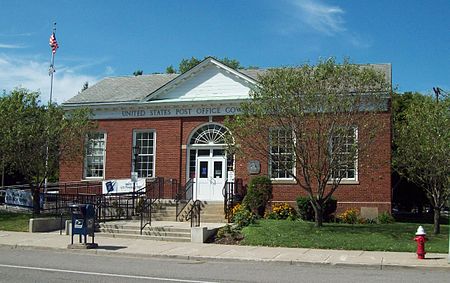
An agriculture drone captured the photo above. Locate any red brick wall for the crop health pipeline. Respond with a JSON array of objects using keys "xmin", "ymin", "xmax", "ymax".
[
  {"xmin": 59, "ymin": 112, "xmax": 391, "ymax": 212},
  {"xmin": 233, "ymin": 112, "xmax": 392, "ymax": 214}
]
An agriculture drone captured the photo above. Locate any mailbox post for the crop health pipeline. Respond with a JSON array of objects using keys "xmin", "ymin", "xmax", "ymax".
[{"xmin": 68, "ymin": 204, "xmax": 98, "ymax": 249}]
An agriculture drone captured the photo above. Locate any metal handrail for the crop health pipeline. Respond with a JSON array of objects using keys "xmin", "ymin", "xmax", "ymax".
[
  {"xmin": 140, "ymin": 197, "xmax": 152, "ymax": 235},
  {"xmin": 187, "ymin": 200, "xmax": 201, "ymax": 227},
  {"xmin": 175, "ymin": 179, "xmax": 194, "ymax": 221}
]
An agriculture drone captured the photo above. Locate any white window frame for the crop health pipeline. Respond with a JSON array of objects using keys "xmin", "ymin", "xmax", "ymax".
[
  {"xmin": 83, "ymin": 132, "xmax": 107, "ymax": 179},
  {"xmin": 330, "ymin": 127, "xmax": 358, "ymax": 183},
  {"xmin": 132, "ymin": 130, "xmax": 156, "ymax": 178},
  {"xmin": 268, "ymin": 128, "xmax": 296, "ymax": 180}
]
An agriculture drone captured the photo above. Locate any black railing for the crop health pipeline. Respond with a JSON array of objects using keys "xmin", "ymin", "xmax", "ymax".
[
  {"xmin": 140, "ymin": 197, "xmax": 152, "ymax": 235},
  {"xmin": 175, "ymin": 179, "xmax": 194, "ymax": 221},
  {"xmin": 96, "ymin": 191, "xmax": 147, "ymax": 222},
  {"xmin": 187, "ymin": 200, "xmax": 202, "ymax": 227},
  {"xmin": 223, "ymin": 179, "xmax": 244, "ymax": 222},
  {"xmin": 139, "ymin": 177, "xmax": 167, "ymax": 233}
]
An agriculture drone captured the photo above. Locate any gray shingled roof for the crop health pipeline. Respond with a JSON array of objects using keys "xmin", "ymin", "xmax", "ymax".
[
  {"xmin": 64, "ymin": 68, "xmax": 267, "ymax": 105},
  {"xmin": 64, "ymin": 73, "xmax": 178, "ymax": 104},
  {"xmin": 64, "ymin": 64, "xmax": 390, "ymax": 105}
]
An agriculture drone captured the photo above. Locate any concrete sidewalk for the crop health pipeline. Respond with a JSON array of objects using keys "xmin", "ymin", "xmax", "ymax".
[{"xmin": 0, "ymin": 230, "xmax": 448, "ymax": 270}]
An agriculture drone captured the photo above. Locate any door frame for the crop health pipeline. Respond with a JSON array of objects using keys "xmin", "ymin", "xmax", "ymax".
[{"xmin": 194, "ymin": 154, "xmax": 226, "ymax": 201}]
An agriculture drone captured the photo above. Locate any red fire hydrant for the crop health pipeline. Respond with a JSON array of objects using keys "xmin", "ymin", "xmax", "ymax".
[{"xmin": 413, "ymin": 226, "xmax": 427, "ymax": 259}]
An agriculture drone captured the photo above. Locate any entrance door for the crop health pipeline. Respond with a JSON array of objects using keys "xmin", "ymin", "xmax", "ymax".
[{"xmin": 196, "ymin": 156, "xmax": 226, "ymax": 201}]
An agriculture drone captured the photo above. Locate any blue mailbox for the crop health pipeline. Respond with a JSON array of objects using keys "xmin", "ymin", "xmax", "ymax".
[{"xmin": 69, "ymin": 204, "xmax": 97, "ymax": 247}]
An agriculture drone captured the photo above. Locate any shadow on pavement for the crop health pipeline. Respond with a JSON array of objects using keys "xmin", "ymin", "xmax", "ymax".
[{"xmin": 97, "ymin": 245, "xmax": 127, "ymax": 251}]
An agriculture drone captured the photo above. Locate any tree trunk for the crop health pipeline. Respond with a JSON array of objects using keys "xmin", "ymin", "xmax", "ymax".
[
  {"xmin": 433, "ymin": 208, "xmax": 440, "ymax": 234},
  {"xmin": 31, "ymin": 185, "xmax": 41, "ymax": 215},
  {"xmin": 313, "ymin": 204, "xmax": 324, "ymax": 227}
]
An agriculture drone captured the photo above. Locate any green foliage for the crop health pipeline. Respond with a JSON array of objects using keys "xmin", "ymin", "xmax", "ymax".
[
  {"xmin": 242, "ymin": 176, "xmax": 272, "ymax": 217},
  {"xmin": 225, "ymin": 57, "xmax": 389, "ymax": 227},
  {"xmin": 266, "ymin": 202, "xmax": 297, "ymax": 220},
  {"xmin": 133, "ymin": 70, "xmax": 143, "ymax": 76},
  {"xmin": 232, "ymin": 205, "xmax": 257, "ymax": 228},
  {"xmin": 0, "ymin": 89, "xmax": 94, "ymax": 188},
  {"xmin": 0, "ymin": 211, "xmax": 32, "ymax": 232},
  {"xmin": 175, "ymin": 56, "xmax": 242, "ymax": 74},
  {"xmin": 178, "ymin": 57, "xmax": 201, "ymax": 74},
  {"xmin": 165, "ymin": 65, "xmax": 176, "ymax": 74},
  {"xmin": 241, "ymin": 220, "xmax": 449, "ymax": 253},
  {"xmin": 377, "ymin": 211, "xmax": 395, "ymax": 224},
  {"xmin": 216, "ymin": 224, "xmax": 238, "ymax": 239},
  {"xmin": 338, "ymin": 208, "xmax": 360, "ymax": 224},
  {"xmin": 296, "ymin": 196, "xmax": 337, "ymax": 222},
  {"xmin": 393, "ymin": 92, "xmax": 450, "ymax": 233}
]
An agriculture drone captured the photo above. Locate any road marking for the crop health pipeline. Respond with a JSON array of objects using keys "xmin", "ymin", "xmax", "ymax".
[{"xmin": 0, "ymin": 263, "xmax": 217, "ymax": 283}]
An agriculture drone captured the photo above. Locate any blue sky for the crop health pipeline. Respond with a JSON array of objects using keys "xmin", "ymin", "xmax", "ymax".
[{"xmin": 0, "ymin": 0, "xmax": 448, "ymax": 103}]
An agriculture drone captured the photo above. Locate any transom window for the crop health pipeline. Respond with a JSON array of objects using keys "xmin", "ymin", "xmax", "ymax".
[
  {"xmin": 133, "ymin": 130, "xmax": 156, "ymax": 178},
  {"xmin": 330, "ymin": 127, "xmax": 358, "ymax": 180},
  {"xmin": 84, "ymin": 132, "xmax": 106, "ymax": 178},
  {"xmin": 269, "ymin": 128, "xmax": 295, "ymax": 179},
  {"xmin": 190, "ymin": 124, "xmax": 227, "ymax": 145}
]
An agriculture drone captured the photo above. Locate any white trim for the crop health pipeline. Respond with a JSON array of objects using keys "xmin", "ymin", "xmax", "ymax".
[
  {"xmin": 268, "ymin": 128, "xmax": 296, "ymax": 181},
  {"xmin": 83, "ymin": 131, "xmax": 107, "ymax": 180},
  {"xmin": 132, "ymin": 129, "xmax": 156, "ymax": 178},
  {"xmin": 142, "ymin": 57, "xmax": 258, "ymax": 102},
  {"xmin": 330, "ymin": 126, "xmax": 359, "ymax": 183}
]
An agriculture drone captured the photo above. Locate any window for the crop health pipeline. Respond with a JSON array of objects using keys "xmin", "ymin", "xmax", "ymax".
[
  {"xmin": 269, "ymin": 128, "xmax": 295, "ymax": 179},
  {"xmin": 330, "ymin": 127, "xmax": 358, "ymax": 181},
  {"xmin": 84, "ymin": 132, "xmax": 106, "ymax": 178},
  {"xmin": 133, "ymin": 130, "xmax": 156, "ymax": 178}
]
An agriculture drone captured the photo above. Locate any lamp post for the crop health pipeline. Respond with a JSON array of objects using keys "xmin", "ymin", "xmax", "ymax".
[{"xmin": 132, "ymin": 146, "xmax": 140, "ymax": 216}]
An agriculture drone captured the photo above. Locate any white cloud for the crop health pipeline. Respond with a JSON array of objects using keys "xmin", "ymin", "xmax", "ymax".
[
  {"xmin": 104, "ymin": 65, "xmax": 115, "ymax": 76},
  {"xmin": 290, "ymin": 0, "xmax": 345, "ymax": 36},
  {"xmin": 0, "ymin": 43, "xmax": 25, "ymax": 49},
  {"xmin": 0, "ymin": 54, "xmax": 98, "ymax": 103}
]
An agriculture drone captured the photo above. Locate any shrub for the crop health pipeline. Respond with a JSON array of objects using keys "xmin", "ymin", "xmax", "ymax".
[
  {"xmin": 296, "ymin": 196, "xmax": 337, "ymax": 222},
  {"xmin": 242, "ymin": 176, "xmax": 272, "ymax": 217},
  {"xmin": 230, "ymin": 203, "xmax": 242, "ymax": 220},
  {"xmin": 232, "ymin": 205, "xmax": 257, "ymax": 228},
  {"xmin": 338, "ymin": 208, "xmax": 360, "ymax": 224},
  {"xmin": 135, "ymin": 197, "xmax": 145, "ymax": 214},
  {"xmin": 267, "ymin": 202, "xmax": 298, "ymax": 220},
  {"xmin": 377, "ymin": 211, "xmax": 395, "ymax": 224}
]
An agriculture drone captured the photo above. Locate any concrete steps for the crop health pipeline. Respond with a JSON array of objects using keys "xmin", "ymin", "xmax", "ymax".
[
  {"xmin": 199, "ymin": 202, "xmax": 227, "ymax": 223},
  {"xmin": 98, "ymin": 221, "xmax": 191, "ymax": 242}
]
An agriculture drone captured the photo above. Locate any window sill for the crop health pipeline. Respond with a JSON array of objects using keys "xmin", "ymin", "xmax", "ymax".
[
  {"xmin": 82, "ymin": 177, "xmax": 104, "ymax": 181},
  {"xmin": 271, "ymin": 179, "xmax": 297, "ymax": 185},
  {"xmin": 328, "ymin": 179, "xmax": 359, "ymax": 185}
]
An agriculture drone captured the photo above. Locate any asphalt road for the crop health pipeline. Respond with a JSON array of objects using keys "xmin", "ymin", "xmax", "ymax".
[{"xmin": 0, "ymin": 246, "xmax": 448, "ymax": 283}]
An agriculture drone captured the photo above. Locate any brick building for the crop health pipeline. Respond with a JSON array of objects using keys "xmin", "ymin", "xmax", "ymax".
[{"xmin": 61, "ymin": 57, "xmax": 392, "ymax": 215}]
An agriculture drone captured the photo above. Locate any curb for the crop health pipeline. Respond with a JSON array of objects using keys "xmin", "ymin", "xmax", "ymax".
[{"xmin": 1, "ymin": 243, "xmax": 449, "ymax": 271}]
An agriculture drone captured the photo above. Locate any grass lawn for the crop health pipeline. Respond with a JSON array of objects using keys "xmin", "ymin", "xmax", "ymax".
[
  {"xmin": 0, "ymin": 211, "xmax": 32, "ymax": 232},
  {"xmin": 241, "ymin": 219, "xmax": 449, "ymax": 253}
]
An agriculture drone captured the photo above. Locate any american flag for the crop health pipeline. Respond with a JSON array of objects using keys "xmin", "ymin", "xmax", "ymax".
[{"xmin": 49, "ymin": 32, "xmax": 59, "ymax": 54}]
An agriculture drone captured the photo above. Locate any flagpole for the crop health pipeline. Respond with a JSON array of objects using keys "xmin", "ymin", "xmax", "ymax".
[
  {"xmin": 49, "ymin": 22, "xmax": 56, "ymax": 104},
  {"xmin": 44, "ymin": 22, "xmax": 57, "ymax": 192}
]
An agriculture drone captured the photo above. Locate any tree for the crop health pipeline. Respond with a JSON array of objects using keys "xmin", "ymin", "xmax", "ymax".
[
  {"xmin": 80, "ymin": 81, "xmax": 89, "ymax": 93},
  {"xmin": 133, "ymin": 70, "xmax": 143, "ymax": 76},
  {"xmin": 171, "ymin": 56, "xmax": 243, "ymax": 74},
  {"xmin": 225, "ymin": 58, "xmax": 390, "ymax": 227},
  {"xmin": 0, "ymin": 89, "xmax": 94, "ymax": 213},
  {"xmin": 165, "ymin": 65, "xmax": 176, "ymax": 74},
  {"xmin": 393, "ymin": 93, "xmax": 450, "ymax": 234},
  {"xmin": 178, "ymin": 57, "xmax": 201, "ymax": 74}
]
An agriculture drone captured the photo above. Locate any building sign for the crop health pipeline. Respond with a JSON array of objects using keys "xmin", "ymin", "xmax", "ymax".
[
  {"xmin": 102, "ymin": 178, "xmax": 146, "ymax": 194},
  {"xmin": 247, "ymin": 160, "xmax": 261, "ymax": 175},
  {"xmin": 93, "ymin": 104, "xmax": 243, "ymax": 120},
  {"xmin": 5, "ymin": 189, "xmax": 43, "ymax": 208}
]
